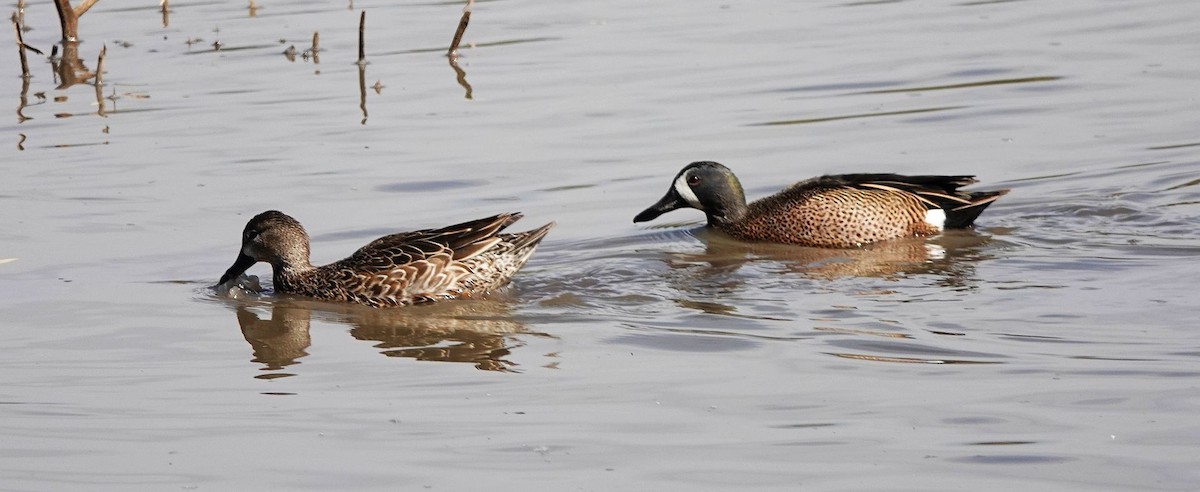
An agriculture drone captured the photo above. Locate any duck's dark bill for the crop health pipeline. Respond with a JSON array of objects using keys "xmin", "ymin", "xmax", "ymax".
[
  {"xmin": 633, "ymin": 189, "xmax": 685, "ymax": 223},
  {"xmin": 218, "ymin": 252, "xmax": 257, "ymax": 286}
]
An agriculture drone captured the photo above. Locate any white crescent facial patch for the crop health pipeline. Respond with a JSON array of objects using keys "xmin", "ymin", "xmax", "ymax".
[{"xmin": 673, "ymin": 174, "xmax": 704, "ymax": 210}]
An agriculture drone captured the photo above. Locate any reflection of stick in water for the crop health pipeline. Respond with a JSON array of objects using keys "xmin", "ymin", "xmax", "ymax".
[
  {"xmin": 94, "ymin": 43, "xmax": 104, "ymax": 84},
  {"xmin": 448, "ymin": 0, "xmax": 473, "ymax": 58},
  {"xmin": 358, "ymin": 60, "xmax": 367, "ymax": 125},
  {"xmin": 17, "ymin": 74, "xmax": 31, "ymax": 123},
  {"xmin": 449, "ymin": 56, "xmax": 472, "ymax": 100}
]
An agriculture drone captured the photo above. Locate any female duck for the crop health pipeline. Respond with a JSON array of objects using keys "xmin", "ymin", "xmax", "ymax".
[{"xmin": 219, "ymin": 211, "xmax": 553, "ymax": 307}]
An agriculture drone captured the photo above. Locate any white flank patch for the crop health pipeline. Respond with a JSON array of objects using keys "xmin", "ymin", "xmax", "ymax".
[
  {"xmin": 924, "ymin": 209, "xmax": 946, "ymax": 230},
  {"xmin": 673, "ymin": 174, "xmax": 704, "ymax": 210}
]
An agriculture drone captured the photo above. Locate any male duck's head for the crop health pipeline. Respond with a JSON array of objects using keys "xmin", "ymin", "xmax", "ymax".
[{"xmin": 633, "ymin": 161, "xmax": 748, "ymax": 226}]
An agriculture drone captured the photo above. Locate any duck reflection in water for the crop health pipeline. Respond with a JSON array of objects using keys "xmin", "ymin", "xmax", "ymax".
[
  {"xmin": 674, "ymin": 227, "xmax": 996, "ymax": 280},
  {"xmin": 232, "ymin": 298, "xmax": 547, "ymax": 376},
  {"xmin": 648, "ymin": 226, "xmax": 998, "ymax": 316},
  {"xmin": 236, "ymin": 303, "xmax": 311, "ymax": 375}
]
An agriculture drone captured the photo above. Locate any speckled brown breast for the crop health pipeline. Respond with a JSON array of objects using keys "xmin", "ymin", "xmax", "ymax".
[{"xmin": 721, "ymin": 186, "xmax": 939, "ymax": 248}]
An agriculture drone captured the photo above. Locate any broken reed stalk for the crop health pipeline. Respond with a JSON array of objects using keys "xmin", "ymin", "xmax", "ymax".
[
  {"xmin": 311, "ymin": 31, "xmax": 319, "ymax": 63},
  {"xmin": 356, "ymin": 11, "xmax": 366, "ymax": 123},
  {"xmin": 447, "ymin": 0, "xmax": 473, "ymax": 57},
  {"xmin": 11, "ymin": 12, "xmax": 30, "ymax": 78},
  {"xmin": 161, "ymin": 0, "xmax": 169, "ymax": 28},
  {"xmin": 94, "ymin": 43, "xmax": 106, "ymax": 116},
  {"xmin": 356, "ymin": 11, "xmax": 365, "ymax": 65}
]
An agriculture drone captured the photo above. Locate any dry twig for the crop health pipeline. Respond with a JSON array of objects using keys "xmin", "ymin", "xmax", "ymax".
[
  {"xmin": 53, "ymin": 0, "xmax": 99, "ymax": 42},
  {"xmin": 94, "ymin": 43, "xmax": 106, "ymax": 116},
  {"xmin": 11, "ymin": 12, "xmax": 30, "ymax": 78},
  {"xmin": 448, "ymin": 0, "xmax": 473, "ymax": 57},
  {"xmin": 356, "ymin": 11, "xmax": 366, "ymax": 65}
]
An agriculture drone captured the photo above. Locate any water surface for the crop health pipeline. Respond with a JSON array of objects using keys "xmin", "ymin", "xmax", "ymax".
[{"xmin": 2, "ymin": 0, "xmax": 1199, "ymax": 490}]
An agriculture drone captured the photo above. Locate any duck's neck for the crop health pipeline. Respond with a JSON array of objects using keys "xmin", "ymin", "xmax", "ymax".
[
  {"xmin": 706, "ymin": 199, "xmax": 749, "ymax": 228},
  {"xmin": 705, "ymin": 174, "xmax": 749, "ymax": 227},
  {"xmin": 273, "ymin": 261, "xmax": 316, "ymax": 293}
]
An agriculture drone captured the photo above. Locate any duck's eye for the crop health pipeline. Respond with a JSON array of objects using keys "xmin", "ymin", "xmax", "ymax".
[{"xmin": 687, "ymin": 175, "xmax": 701, "ymax": 186}]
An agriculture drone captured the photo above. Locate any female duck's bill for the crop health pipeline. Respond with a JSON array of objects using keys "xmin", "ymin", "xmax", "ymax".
[
  {"xmin": 634, "ymin": 161, "xmax": 1009, "ymax": 248},
  {"xmin": 219, "ymin": 251, "xmax": 258, "ymax": 286},
  {"xmin": 218, "ymin": 210, "xmax": 554, "ymax": 307}
]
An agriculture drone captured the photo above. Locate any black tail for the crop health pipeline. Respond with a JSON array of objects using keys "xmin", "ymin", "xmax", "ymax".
[
  {"xmin": 943, "ymin": 189, "xmax": 1009, "ymax": 229},
  {"xmin": 831, "ymin": 174, "xmax": 1009, "ymax": 229}
]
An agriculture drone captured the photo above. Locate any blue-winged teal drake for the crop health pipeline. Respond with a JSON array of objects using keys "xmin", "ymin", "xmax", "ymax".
[
  {"xmin": 633, "ymin": 161, "xmax": 1009, "ymax": 248},
  {"xmin": 218, "ymin": 211, "xmax": 553, "ymax": 307}
]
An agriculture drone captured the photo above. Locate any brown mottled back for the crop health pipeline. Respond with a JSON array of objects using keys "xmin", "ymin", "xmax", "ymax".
[
  {"xmin": 725, "ymin": 185, "xmax": 938, "ymax": 247},
  {"xmin": 288, "ymin": 220, "xmax": 554, "ymax": 308}
]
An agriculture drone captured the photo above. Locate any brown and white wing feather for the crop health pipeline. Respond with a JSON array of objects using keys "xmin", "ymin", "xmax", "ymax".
[{"xmin": 330, "ymin": 213, "xmax": 527, "ymax": 304}]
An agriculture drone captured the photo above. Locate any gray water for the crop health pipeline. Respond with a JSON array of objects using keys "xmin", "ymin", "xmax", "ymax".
[{"xmin": 3, "ymin": 0, "xmax": 1199, "ymax": 490}]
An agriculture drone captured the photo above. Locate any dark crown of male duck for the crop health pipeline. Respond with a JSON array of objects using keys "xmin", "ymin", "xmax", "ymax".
[
  {"xmin": 633, "ymin": 161, "xmax": 1009, "ymax": 248},
  {"xmin": 219, "ymin": 211, "xmax": 553, "ymax": 308}
]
